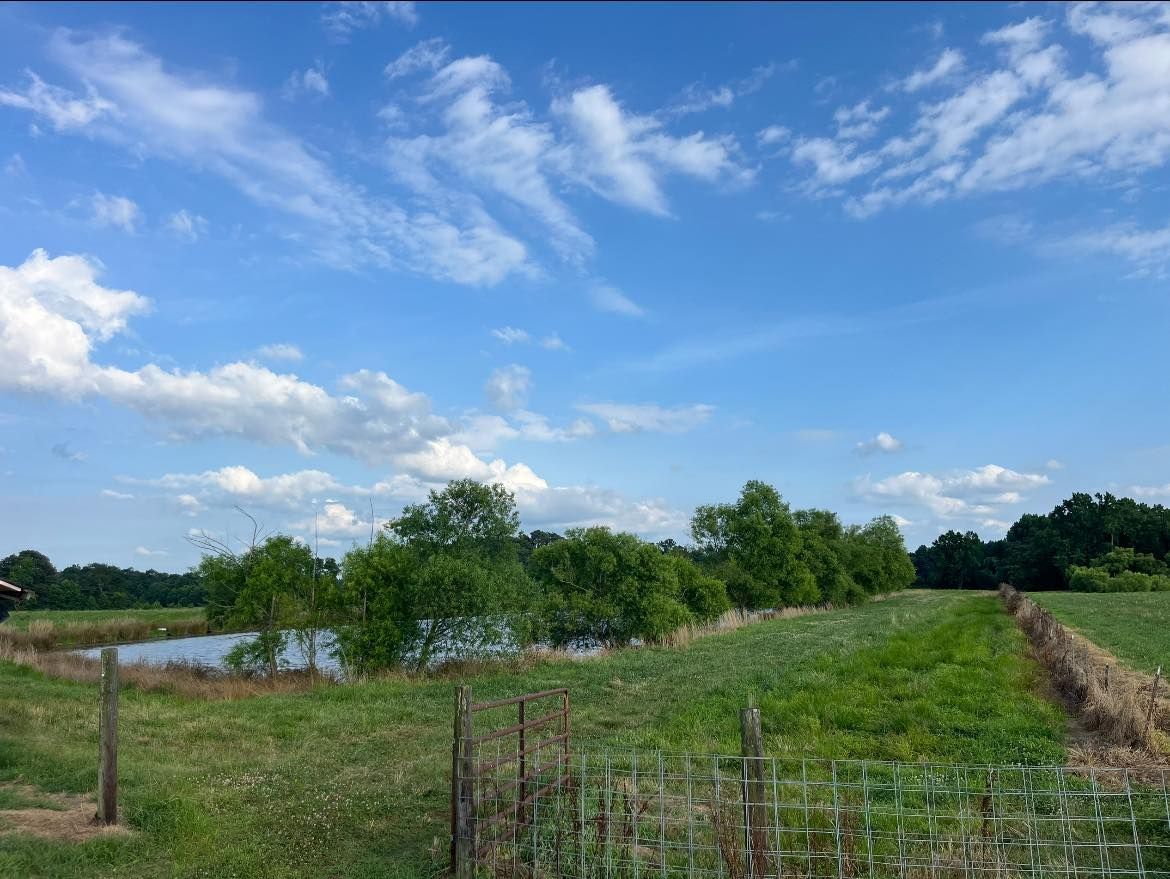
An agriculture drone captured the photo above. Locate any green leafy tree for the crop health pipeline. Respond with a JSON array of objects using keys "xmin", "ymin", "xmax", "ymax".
[
  {"xmin": 691, "ymin": 481, "xmax": 816, "ymax": 609},
  {"xmin": 794, "ymin": 509, "xmax": 862, "ymax": 606},
  {"xmin": 529, "ymin": 527, "xmax": 700, "ymax": 648},
  {"xmin": 336, "ymin": 480, "xmax": 532, "ymax": 673},
  {"xmin": 842, "ymin": 516, "xmax": 916, "ymax": 596}
]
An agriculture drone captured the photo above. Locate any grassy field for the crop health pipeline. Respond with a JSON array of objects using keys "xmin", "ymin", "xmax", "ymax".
[
  {"xmin": 1031, "ymin": 590, "xmax": 1170, "ymax": 675},
  {"xmin": 0, "ymin": 590, "xmax": 1066, "ymax": 879},
  {"xmin": 4, "ymin": 608, "xmax": 205, "ymax": 632}
]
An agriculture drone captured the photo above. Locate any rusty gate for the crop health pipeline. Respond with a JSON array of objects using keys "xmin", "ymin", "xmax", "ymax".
[{"xmin": 451, "ymin": 684, "xmax": 572, "ymax": 876}]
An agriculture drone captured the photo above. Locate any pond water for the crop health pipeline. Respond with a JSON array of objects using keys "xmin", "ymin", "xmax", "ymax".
[
  {"xmin": 77, "ymin": 631, "xmax": 342, "ymax": 672},
  {"xmin": 74, "ymin": 626, "xmax": 604, "ymax": 672}
]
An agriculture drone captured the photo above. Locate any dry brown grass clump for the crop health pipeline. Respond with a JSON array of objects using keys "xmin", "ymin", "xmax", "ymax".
[
  {"xmin": 999, "ymin": 584, "xmax": 1165, "ymax": 756},
  {"xmin": 0, "ymin": 615, "xmax": 208, "ymax": 651},
  {"xmin": 0, "ymin": 640, "xmax": 332, "ymax": 701}
]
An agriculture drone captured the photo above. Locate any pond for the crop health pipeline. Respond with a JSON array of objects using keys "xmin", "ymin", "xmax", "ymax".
[
  {"xmin": 74, "ymin": 625, "xmax": 606, "ymax": 672},
  {"xmin": 76, "ymin": 631, "xmax": 343, "ymax": 672}
]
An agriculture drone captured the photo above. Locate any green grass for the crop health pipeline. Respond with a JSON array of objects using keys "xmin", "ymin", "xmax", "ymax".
[
  {"xmin": 0, "ymin": 590, "xmax": 1066, "ymax": 879},
  {"xmin": 1031, "ymin": 590, "xmax": 1170, "ymax": 674},
  {"xmin": 3, "ymin": 608, "xmax": 205, "ymax": 632}
]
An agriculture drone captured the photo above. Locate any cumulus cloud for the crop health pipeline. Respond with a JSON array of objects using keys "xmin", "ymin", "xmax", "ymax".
[
  {"xmin": 256, "ymin": 343, "xmax": 304, "ymax": 362},
  {"xmin": 576, "ymin": 402, "xmax": 714, "ymax": 434},
  {"xmin": 0, "ymin": 249, "xmax": 450, "ymax": 462},
  {"xmin": 134, "ymin": 545, "xmax": 167, "ymax": 557},
  {"xmin": 88, "ymin": 192, "xmax": 139, "ymax": 232},
  {"xmin": 855, "ymin": 431, "xmax": 903, "ymax": 455},
  {"xmin": 856, "ymin": 463, "xmax": 1049, "ymax": 521},
  {"xmin": 485, "ymin": 364, "xmax": 531, "ymax": 411}
]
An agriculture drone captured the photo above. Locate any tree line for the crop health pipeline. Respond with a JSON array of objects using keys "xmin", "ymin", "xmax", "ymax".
[
  {"xmin": 196, "ymin": 478, "xmax": 916, "ymax": 676},
  {"xmin": 0, "ymin": 551, "xmax": 204, "ymax": 610},
  {"xmin": 912, "ymin": 491, "xmax": 1170, "ymax": 592}
]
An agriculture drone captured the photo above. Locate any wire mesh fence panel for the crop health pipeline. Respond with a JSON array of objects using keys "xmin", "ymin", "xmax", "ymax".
[{"xmin": 456, "ymin": 749, "xmax": 1170, "ymax": 879}]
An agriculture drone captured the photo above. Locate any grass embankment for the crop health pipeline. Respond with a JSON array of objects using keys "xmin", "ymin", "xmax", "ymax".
[
  {"xmin": 1031, "ymin": 591, "xmax": 1170, "ymax": 675},
  {"xmin": 0, "ymin": 590, "xmax": 1065, "ymax": 879},
  {"xmin": 1, "ymin": 608, "xmax": 208, "ymax": 650}
]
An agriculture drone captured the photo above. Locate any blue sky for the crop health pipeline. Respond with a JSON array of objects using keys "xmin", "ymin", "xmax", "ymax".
[{"xmin": 2, "ymin": 1, "xmax": 1169, "ymax": 570}]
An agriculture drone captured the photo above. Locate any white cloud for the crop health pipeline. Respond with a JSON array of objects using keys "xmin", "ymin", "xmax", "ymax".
[
  {"xmin": 3, "ymin": 32, "xmax": 530, "ymax": 286},
  {"xmin": 576, "ymin": 402, "xmax": 714, "ymax": 434},
  {"xmin": 757, "ymin": 125, "xmax": 790, "ymax": 146},
  {"xmin": 485, "ymin": 364, "xmax": 531, "ymax": 411},
  {"xmin": 283, "ymin": 63, "xmax": 330, "ymax": 100},
  {"xmin": 786, "ymin": 4, "xmax": 1170, "ymax": 243},
  {"xmin": 0, "ymin": 249, "xmax": 449, "ymax": 462},
  {"xmin": 855, "ymin": 431, "xmax": 904, "ymax": 455},
  {"xmin": 0, "ymin": 71, "xmax": 114, "ymax": 130},
  {"xmin": 134, "ymin": 545, "xmax": 167, "ymax": 557},
  {"xmin": 100, "ymin": 488, "xmax": 134, "ymax": 500},
  {"xmin": 833, "ymin": 101, "xmax": 890, "ymax": 140},
  {"xmin": 540, "ymin": 333, "xmax": 568, "ymax": 351},
  {"xmin": 1131, "ymin": 482, "xmax": 1170, "ymax": 499},
  {"xmin": 856, "ymin": 463, "xmax": 1049, "ymax": 520},
  {"xmin": 384, "ymin": 37, "xmax": 450, "ymax": 79},
  {"xmin": 1064, "ymin": 221, "xmax": 1170, "ymax": 277},
  {"xmin": 552, "ymin": 84, "xmax": 751, "ymax": 216},
  {"xmin": 322, "ymin": 1, "xmax": 417, "ymax": 39},
  {"xmin": 89, "ymin": 192, "xmax": 140, "ymax": 232},
  {"xmin": 667, "ymin": 63, "xmax": 778, "ymax": 116},
  {"xmin": 166, "ymin": 209, "xmax": 208, "ymax": 242},
  {"xmin": 491, "ymin": 326, "xmax": 530, "ymax": 344},
  {"xmin": 589, "ymin": 283, "xmax": 645, "ymax": 317},
  {"xmin": 256, "ymin": 343, "xmax": 304, "ymax": 362},
  {"xmin": 292, "ymin": 501, "xmax": 386, "ymax": 541},
  {"xmin": 901, "ymin": 48, "xmax": 965, "ymax": 92},
  {"xmin": 791, "ymin": 137, "xmax": 879, "ymax": 187},
  {"xmin": 1045, "ymin": 458, "xmax": 1065, "ymax": 471}
]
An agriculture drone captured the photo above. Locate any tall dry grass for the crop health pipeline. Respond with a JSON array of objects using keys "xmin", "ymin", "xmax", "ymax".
[
  {"xmin": 0, "ymin": 638, "xmax": 333, "ymax": 700},
  {"xmin": 0, "ymin": 615, "xmax": 208, "ymax": 651},
  {"xmin": 999, "ymin": 583, "xmax": 1163, "ymax": 754}
]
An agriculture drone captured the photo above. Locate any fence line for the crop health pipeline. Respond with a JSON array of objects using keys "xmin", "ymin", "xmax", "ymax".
[{"xmin": 453, "ymin": 688, "xmax": 1170, "ymax": 879}]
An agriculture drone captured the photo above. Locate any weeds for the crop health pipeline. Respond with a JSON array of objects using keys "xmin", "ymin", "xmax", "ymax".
[
  {"xmin": 0, "ymin": 614, "xmax": 208, "ymax": 651},
  {"xmin": 999, "ymin": 584, "xmax": 1166, "ymax": 755}
]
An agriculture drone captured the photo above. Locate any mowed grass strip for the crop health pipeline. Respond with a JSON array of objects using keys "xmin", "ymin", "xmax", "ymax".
[
  {"xmin": 0, "ymin": 590, "xmax": 1065, "ymax": 879},
  {"xmin": 1031, "ymin": 590, "xmax": 1170, "ymax": 675}
]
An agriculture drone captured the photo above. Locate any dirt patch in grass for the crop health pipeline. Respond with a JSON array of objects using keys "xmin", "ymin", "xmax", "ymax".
[{"xmin": 0, "ymin": 784, "xmax": 131, "ymax": 843}]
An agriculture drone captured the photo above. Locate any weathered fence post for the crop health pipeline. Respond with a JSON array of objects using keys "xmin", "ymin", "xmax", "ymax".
[
  {"xmin": 97, "ymin": 647, "xmax": 119, "ymax": 825},
  {"xmin": 739, "ymin": 705, "xmax": 769, "ymax": 878},
  {"xmin": 452, "ymin": 685, "xmax": 476, "ymax": 879},
  {"xmin": 1145, "ymin": 665, "xmax": 1162, "ymax": 743}
]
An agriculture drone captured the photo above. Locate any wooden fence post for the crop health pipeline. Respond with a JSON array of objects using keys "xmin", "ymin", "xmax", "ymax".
[
  {"xmin": 1145, "ymin": 666, "xmax": 1162, "ymax": 744},
  {"xmin": 452, "ymin": 685, "xmax": 475, "ymax": 879},
  {"xmin": 739, "ymin": 705, "xmax": 768, "ymax": 879},
  {"xmin": 97, "ymin": 647, "xmax": 119, "ymax": 825}
]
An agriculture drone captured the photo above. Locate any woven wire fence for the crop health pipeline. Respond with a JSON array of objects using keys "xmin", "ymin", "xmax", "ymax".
[{"xmin": 460, "ymin": 747, "xmax": 1170, "ymax": 879}]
